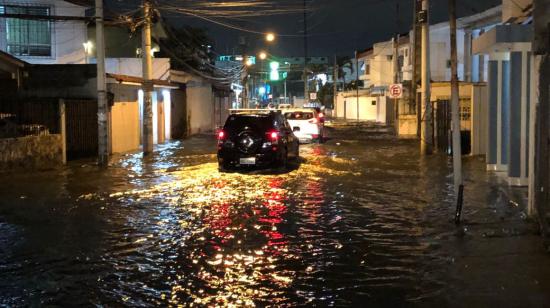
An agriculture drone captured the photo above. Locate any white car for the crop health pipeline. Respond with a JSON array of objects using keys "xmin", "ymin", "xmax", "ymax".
[{"xmin": 283, "ymin": 109, "xmax": 324, "ymax": 143}]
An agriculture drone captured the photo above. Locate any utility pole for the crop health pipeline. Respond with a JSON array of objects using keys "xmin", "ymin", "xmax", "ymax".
[
  {"xmin": 393, "ymin": 2, "xmax": 400, "ymax": 129},
  {"xmin": 142, "ymin": 0, "xmax": 154, "ymax": 155},
  {"xmin": 242, "ymin": 58, "xmax": 249, "ymax": 108},
  {"xmin": 449, "ymin": 0, "xmax": 463, "ymax": 210},
  {"xmin": 355, "ymin": 50, "xmax": 359, "ymax": 120},
  {"xmin": 303, "ymin": 0, "xmax": 309, "ymax": 103},
  {"xmin": 284, "ymin": 79, "xmax": 287, "ymax": 104},
  {"xmin": 334, "ymin": 55, "xmax": 338, "ymax": 114},
  {"xmin": 420, "ymin": 0, "xmax": 433, "ymax": 155},
  {"xmin": 95, "ymin": 0, "xmax": 109, "ymax": 166},
  {"xmin": 413, "ymin": 0, "xmax": 422, "ymax": 137}
]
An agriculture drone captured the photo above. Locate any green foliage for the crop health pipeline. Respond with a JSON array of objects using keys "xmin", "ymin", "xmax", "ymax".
[{"xmin": 317, "ymin": 83, "xmax": 334, "ymax": 108}]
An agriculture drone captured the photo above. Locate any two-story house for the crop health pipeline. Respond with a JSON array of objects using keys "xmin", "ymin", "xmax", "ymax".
[
  {"xmin": 473, "ymin": 0, "xmax": 536, "ymax": 189},
  {"xmin": 0, "ymin": 0, "xmax": 88, "ymax": 64}
]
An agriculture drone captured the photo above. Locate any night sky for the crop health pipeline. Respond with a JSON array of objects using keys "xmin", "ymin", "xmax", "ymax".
[{"xmin": 113, "ymin": 0, "xmax": 501, "ymax": 58}]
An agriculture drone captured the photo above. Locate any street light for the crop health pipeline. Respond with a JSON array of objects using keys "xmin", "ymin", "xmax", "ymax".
[
  {"xmin": 83, "ymin": 41, "xmax": 93, "ymax": 64},
  {"xmin": 266, "ymin": 32, "xmax": 275, "ymax": 42},
  {"xmin": 259, "ymin": 51, "xmax": 267, "ymax": 60}
]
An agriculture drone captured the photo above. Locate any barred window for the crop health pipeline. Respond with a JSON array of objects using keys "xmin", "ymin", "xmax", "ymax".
[{"xmin": 1, "ymin": 5, "xmax": 52, "ymax": 57}]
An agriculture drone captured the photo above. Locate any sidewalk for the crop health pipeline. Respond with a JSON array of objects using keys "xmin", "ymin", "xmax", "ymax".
[{"xmin": 438, "ymin": 156, "xmax": 550, "ymax": 307}]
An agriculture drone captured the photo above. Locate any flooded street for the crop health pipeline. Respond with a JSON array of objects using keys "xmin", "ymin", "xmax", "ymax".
[{"xmin": 1, "ymin": 123, "xmax": 549, "ymax": 307}]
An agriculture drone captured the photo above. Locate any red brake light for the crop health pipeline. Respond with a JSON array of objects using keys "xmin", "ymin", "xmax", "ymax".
[
  {"xmin": 217, "ymin": 130, "xmax": 225, "ymax": 140},
  {"xmin": 267, "ymin": 131, "xmax": 279, "ymax": 145},
  {"xmin": 318, "ymin": 113, "xmax": 324, "ymax": 118}
]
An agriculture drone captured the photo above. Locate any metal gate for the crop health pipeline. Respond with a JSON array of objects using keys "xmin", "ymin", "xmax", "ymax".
[
  {"xmin": 65, "ymin": 100, "xmax": 97, "ymax": 160},
  {"xmin": 436, "ymin": 100, "xmax": 451, "ymax": 154},
  {"xmin": 435, "ymin": 99, "xmax": 472, "ymax": 155},
  {"xmin": 0, "ymin": 98, "xmax": 60, "ymax": 138}
]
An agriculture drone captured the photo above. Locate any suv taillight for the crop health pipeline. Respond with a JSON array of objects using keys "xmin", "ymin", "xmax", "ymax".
[
  {"xmin": 217, "ymin": 130, "xmax": 225, "ymax": 140},
  {"xmin": 267, "ymin": 131, "xmax": 279, "ymax": 145},
  {"xmin": 217, "ymin": 130, "xmax": 225, "ymax": 148}
]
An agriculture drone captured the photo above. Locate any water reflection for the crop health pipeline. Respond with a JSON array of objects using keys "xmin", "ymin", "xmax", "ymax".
[{"xmin": 0, "ymin": 135, "xmax": 465, "ymax": 306}]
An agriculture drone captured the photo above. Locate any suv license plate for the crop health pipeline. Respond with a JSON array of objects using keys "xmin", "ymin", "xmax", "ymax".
[{"xmin": 240, "ymin": 157, "xmax": 256, "ymax": 165}]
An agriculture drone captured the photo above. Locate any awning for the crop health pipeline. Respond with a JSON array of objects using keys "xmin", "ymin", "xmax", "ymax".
[
  {"xmin": 107, "ymin": 73, "xmax": 179, "ymax": 89},
  {"xmin": 472, "ymin": 24, "xmax": 533, "ymax": 54}
]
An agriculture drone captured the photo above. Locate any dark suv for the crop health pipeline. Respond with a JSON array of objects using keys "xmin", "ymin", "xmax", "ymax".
[{"xmin": 217, "ymin": 111, "xmax": 300, "ymax": 170}]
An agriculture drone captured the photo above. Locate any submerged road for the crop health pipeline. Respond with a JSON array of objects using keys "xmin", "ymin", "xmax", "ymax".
[{"xmin": 1, "ymin": 123, "xmax": 549, "ymax": 307}]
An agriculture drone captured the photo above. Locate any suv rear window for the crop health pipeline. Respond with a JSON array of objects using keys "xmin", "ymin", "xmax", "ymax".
[
  {"xmin": 224, "ymin": 115, "xmax": 274, "ymax": 133},
  {"xmin": 284, "ymin": 112, "xmax": 314, "ymax": 120}
]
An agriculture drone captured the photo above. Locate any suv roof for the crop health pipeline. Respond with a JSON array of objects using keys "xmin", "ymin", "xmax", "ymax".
[{"xmin": 223, "ymin": 113, "xmax": 285, "ymax": 135}]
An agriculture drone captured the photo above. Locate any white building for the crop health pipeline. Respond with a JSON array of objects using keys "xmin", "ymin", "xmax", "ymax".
[
  {"xmin": 0, "ymin": 0, "xmax": 88, "ymax": 64},
  {"xmin": 473, "ymin": 0, "xmax": 535, "ymax": 188}
]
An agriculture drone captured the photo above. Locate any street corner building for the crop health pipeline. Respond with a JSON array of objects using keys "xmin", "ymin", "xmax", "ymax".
[{"xmin": 0, "ymin": 0, "xmax": 235, "ymax": 170}]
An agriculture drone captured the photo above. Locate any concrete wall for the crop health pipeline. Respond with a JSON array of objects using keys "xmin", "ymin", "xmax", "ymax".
[
  {"xmin": 214, "ymin": 95, "xmax": 231, "ymax": 128},
  {"xmin": 103, "ymin": 58, "xmax": 171, "ymax": 80},
  {"xmin": 335, "ymin": 93, "xmax": 345, "ymax": 118},
  {"xmin": 21, "ymin": 64, "xmax": 97, "ymax": 99},
  {"xmin": 335, "ymin": 92, "xmax": 388, "ymax": 123},
  {"xmin": 0, "ymin": 134, "xmax": 62, "ymax": 171},
  {"xmin": 0, "ymin": 0, "xmax": 88, "ymax": 64},
  {"xmin": 472, "ymin": 84, "xmax": 488, "ymax": 156},
  {"xmin": 186, "ymin": 82, "xmax": 214, "ymax": 135},
  {"xmin": 429, "ymin": 24, "xmax": 466, "ymax": 81},
  {"xmin": 108, "ymin": 83, "xmax": 139, "ymax": 153},
  {"xmin": 170, "ymin": 89, "xmax": 187, "ymax": 139},
  {"xmin": 110, "ymin": 101, "xmax": 140, "ymax": 153},
  {"xmin": 398, "ymin": 115, "xmax": 418, "ymax": 137}
]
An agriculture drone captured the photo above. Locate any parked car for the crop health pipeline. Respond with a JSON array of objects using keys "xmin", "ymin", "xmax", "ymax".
[
  {"xmin": 282, "ymin": 109, "xmax": 324, "ymax": 143},
  {"xmin": 217, "ymin": 111, "xmax": 300, "ymax": 170}
]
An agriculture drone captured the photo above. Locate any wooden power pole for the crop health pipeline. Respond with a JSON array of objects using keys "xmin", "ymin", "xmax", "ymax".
[
  {"xmin": 142, "ymin": 0, "xmax": 154, "ymax": 155},
  {"xmin": 420, "ymin": 0, "xmax": 433, "ymax": 155},
  {"xmin": 95, "ymin": 0, "xmax": 109, "ymax": 166}
]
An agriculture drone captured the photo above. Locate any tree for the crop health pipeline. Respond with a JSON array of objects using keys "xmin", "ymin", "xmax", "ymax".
[{"xmin": 317, "ymin": 83, "xmax": 334, "ymax": 108}]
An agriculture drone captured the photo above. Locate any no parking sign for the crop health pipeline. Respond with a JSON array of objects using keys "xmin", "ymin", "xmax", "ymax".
[{"xmin": 389, "ymin": 84, "xmax": 403, "ymax": 99}]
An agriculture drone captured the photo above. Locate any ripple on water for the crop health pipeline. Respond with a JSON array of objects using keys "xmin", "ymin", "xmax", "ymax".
[{"xmin": 1, "ymin": 143, "xmax": 450, "ymax": 306}]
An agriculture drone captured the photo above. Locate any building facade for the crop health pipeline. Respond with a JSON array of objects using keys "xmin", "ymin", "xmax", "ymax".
[
  {"xmin": 0, "ymin": 0, "xmax": 88, "ymax": 64},
  {"xmin": 473, "ymin": 0, "xmax": 535, "ymax": 187}
]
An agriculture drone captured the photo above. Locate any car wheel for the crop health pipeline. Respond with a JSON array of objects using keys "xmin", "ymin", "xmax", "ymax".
[
  {"xmin": 218, "ymin": 162, "xmax": 230, "ymax": 172},
  {"xmin": 277, "ymin": 148, "xmax": 288, "ymax": 169}
]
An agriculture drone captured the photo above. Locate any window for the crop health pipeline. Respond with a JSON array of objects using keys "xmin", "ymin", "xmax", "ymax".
[
  {"xmin": 371, "ymin": 100, "xmax": 376, "ymax": 106},
  {"xmin": 365, "ymin": 64, "xmax": 370, "ymax": 75},
  {"xmin": 2, "ymin": 5, "xmax": 52, "ymax": 57},
  {"xmin": 284, "ymin": 112, "xmax": 314, "ymax": 120}
]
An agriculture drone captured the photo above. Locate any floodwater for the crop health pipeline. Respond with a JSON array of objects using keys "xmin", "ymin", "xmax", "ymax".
[{"xmin": 0, "ymin": 123, "xmax": 547, "ymax": 307}]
